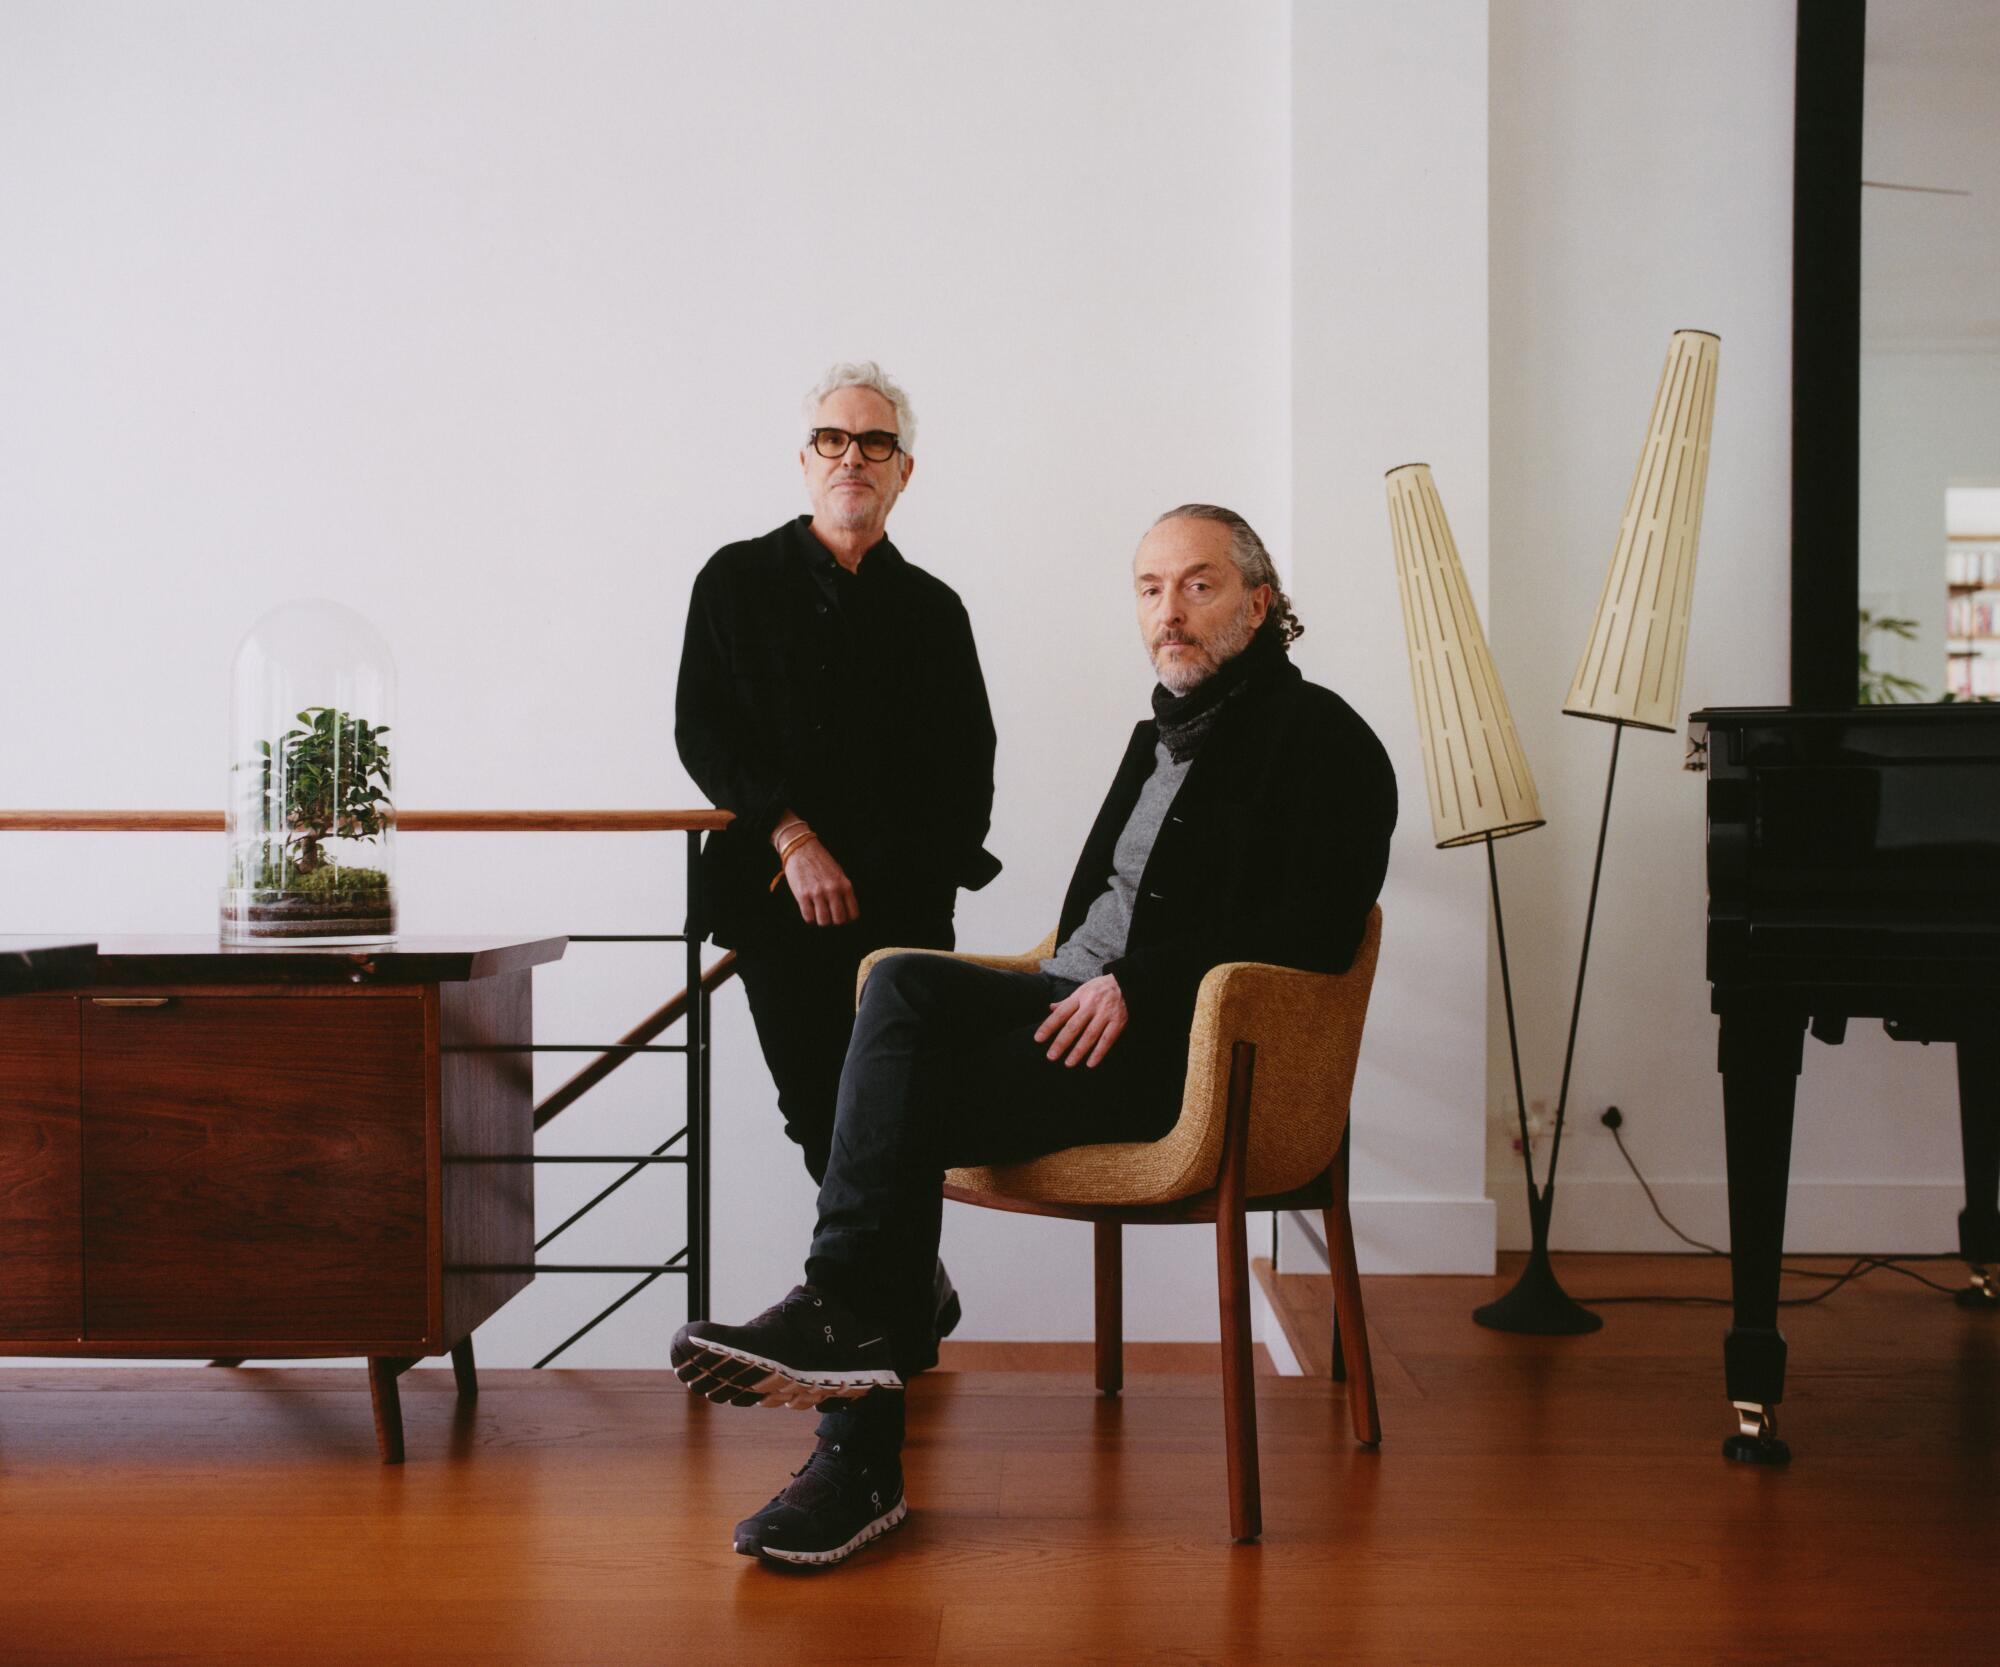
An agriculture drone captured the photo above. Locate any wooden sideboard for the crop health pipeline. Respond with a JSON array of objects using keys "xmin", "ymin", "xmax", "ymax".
[{"xmin": 0, "ymin": 934, "xmax": 565, "ymax": 1461}]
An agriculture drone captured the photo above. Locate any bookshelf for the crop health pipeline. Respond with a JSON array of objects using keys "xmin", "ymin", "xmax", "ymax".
[{"xmin": 1946, "ymin": 535, "xmax": 2000, "ymax": 699}]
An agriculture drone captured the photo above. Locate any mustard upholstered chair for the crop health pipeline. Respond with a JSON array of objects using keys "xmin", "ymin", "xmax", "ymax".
[{"xmin": 856, "ymin": 905, "xmax": 1384, "ymax": 1543}]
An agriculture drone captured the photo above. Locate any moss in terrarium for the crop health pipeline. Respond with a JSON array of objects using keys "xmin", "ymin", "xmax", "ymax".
[{"xmin": 238, "ymin": 861, "xmax": 391, "ymax": 899}]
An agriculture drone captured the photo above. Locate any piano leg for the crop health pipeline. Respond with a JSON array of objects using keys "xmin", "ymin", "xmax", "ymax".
[
  {"xmin": 1718, "ymin": 1005, "xmax": 1804, "ymax": 1465},
  {"xmin": 1957, "ymin": 1037, "xmax": 2000, "ymax": 1311}
]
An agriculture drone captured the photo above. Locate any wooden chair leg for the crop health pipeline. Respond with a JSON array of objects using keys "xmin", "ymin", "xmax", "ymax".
[
  {"xmin": 367, "ymin": 1356, "xmax": 416, "ymax": 1465},
  {"xmin": 1216, "ymin": 1042, "xmax": 1262, "ymax": 1543},
  {"xmin": 1325, "ymin": 1133, "xmax": 1382, "ymax": 1446},
  {"xmin": 450, "ymin": 1336, "xmax": 478, "ymax": 1402},
  {"xmin": 1095, "ymin": 1221, "xmax": 1123, "ymax": 1396}
]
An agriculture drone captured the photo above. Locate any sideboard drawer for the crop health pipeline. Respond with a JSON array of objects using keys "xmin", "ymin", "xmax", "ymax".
[{"xmin": 81, "ymin": 994, "xmax": 430, "ymax": 1343}]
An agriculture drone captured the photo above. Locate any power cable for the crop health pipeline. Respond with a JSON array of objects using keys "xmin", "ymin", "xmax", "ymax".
[{"xmin": 1567, "ymin": 1107, "xmax": 1965, "ymax": 1308}]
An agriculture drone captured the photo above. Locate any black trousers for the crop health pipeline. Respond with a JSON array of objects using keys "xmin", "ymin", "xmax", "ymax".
[
  {"xmin": 734, "ymin": 908, "xmax": 954, "ymax": 1185},
  {"xmin": 804, "ymin": 953, "xmax": 1178, "ymax": 1457}
]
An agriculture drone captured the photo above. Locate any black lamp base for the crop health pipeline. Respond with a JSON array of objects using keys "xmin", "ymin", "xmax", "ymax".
[{"xmin": 1472, "ymin": 1243, "xmax": 1603, "ymax": 1335}]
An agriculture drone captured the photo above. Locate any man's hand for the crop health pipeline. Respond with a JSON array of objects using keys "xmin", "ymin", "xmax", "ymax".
[
  {"xmin": 1034, "ymin": 974, "xmax": 1128, "ymax": 1068},
  {"xmin": 783, "ymin": 836, "xmax": 859, "ymax": 926}
]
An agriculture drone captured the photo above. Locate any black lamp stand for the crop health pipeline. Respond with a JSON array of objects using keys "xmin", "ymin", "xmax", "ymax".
[{"xmin": 1474, "ymin": 720, "xmax": 1628, "ymax": 1335}]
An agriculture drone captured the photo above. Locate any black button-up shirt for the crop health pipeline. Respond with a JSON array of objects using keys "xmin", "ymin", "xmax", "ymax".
[{"xmin": 676, "ymin": 516, "xmax": 1000, "ymax": 945}]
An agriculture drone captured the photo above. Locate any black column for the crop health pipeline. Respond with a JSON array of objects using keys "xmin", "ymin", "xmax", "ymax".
[{"xmin": 1790, "ymin": 0, "xmax": 1865, "ymax": 710}]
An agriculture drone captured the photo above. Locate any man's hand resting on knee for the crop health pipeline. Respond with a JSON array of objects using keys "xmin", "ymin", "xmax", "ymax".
[{"xmin": 1035, "ymin": 975, "xmax": 1128, "ymax": 1068}]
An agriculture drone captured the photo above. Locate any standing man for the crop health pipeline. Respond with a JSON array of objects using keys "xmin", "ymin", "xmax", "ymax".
[{"xmin": 676, "ymin": 362, "xmax": 999, "ymax": 1339}]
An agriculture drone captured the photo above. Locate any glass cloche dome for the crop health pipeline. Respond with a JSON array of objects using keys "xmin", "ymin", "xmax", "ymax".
[{"xmin": 221, "ymin": 599, "xmax": 398, "ymax": 944}]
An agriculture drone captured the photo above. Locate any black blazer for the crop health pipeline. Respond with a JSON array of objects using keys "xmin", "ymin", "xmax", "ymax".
[
  {"xmin": 1056, "ymin": 652, "xmax": 1396, "ymax": 1051},
  {"xmin": 676, "ymin": 517, "xmax": 1000, "ymax": 945}
]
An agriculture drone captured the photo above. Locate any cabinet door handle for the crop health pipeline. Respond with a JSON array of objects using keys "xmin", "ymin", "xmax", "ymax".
[{"xmin": 90, "ymin": 996, "xmax": 175, "ymax": 1008}]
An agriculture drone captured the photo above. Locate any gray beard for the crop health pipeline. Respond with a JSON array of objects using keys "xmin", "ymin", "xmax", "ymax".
[{"xmin": 1149, "ymin": 594, "xmax": 1259, "ymax": 695}]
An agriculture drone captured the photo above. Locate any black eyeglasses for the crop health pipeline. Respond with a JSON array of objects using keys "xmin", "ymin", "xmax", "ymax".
[{"xmin": 809, "ymin": 427, "xmax": 903, "ymax": 462}]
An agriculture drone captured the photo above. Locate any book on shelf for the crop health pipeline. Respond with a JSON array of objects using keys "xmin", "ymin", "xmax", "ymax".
[
  {"xmin": 1946, "ymin": 655, "xmax": 2000, "ymax": 700},
  {"xmin": 1946, "ymin": 541, "xmax": 2000, "ymax": 586},
  {"xmin": 1946, "ymin": 594, "xmax": 2000, "ymax": 638}
]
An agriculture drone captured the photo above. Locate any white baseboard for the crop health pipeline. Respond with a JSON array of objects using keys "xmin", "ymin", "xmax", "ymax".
[
  {"xmin": 1271, "ymin": 1196, "xmax": 1498, "ymax": 1276},
  {"xmin": 1491, "ymin": 1176, "xmax": 1968, "ymax": 1254},
  {"xmin": 1354, "ymin": 1196, "xmax": 1497, "ymax": 1273}
]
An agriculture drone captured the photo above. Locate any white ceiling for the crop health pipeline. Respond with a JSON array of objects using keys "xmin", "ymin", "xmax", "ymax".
[{"xmin": 1863, "ymin": 0, "xmax": 2000, "ymax": 350}]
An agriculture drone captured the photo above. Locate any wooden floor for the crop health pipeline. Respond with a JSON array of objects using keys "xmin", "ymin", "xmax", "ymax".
[{"xmin": 1, "ymin": 1254, "xmax": 1993, "ymax": 1666}]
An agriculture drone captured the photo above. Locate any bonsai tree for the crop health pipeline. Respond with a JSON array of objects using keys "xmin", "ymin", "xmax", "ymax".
[{"xmin": 241, "ymin": 707, "xmax": 393, "ymax": 886}]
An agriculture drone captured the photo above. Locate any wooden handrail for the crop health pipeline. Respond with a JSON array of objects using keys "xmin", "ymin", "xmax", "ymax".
[
  {"xmin": 0, "ymin": 809, "xmax": 733, "ymax": 833},
  {"xmin": 534, "ymin": 950, "xmax": 738, "ymax": 1130},
  {"xmin": 7, "ymin": 804, "xmax": 742, "ymax": 1133}
]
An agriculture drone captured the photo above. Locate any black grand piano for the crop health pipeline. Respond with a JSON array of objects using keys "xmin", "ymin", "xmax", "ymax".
[{"xmin": 1691, "ymin": 705, "xmax": 2000, "ymax": 1464}]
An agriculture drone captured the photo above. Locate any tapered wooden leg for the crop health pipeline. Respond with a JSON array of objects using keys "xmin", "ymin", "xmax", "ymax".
[
  {"xmin": 367, "ymin": 1357, "xmax": 416, "ymax": 1465},
  {"xmin": 1215, "ymin": 1042, "xmax": 1261, "ymax": 1543},
  {"xmin": 450, "ymin": 1337, "xmax": 479, "ymax": 1401},
  {"xmin": 1094, "ymin": 1221, "xmax": 1124, "ymax": 1396},
  {"xmin": 1325, "ymin": 1132, "xmax": 1381, "ymax": 1446}
]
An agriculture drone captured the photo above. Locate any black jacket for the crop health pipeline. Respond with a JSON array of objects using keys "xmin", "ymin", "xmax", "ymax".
[
  {"xmin": 1057, "ymin": 648, "xmax": 1396, "ymax": 1051},
  {"xmin": 676, "ymin": 517, "xmax": 1000, "ymax": 945}
]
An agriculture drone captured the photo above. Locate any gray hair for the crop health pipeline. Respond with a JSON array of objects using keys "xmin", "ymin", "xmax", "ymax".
[
  {"xmin": 1150, "ymin": 503, "xmax": 1304, "ymax": 645},
  {"xmin": 802, "ymin": 360, "xmax": 917, "ymax": 456}
]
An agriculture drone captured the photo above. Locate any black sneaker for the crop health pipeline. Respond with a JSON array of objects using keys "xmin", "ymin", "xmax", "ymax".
[
  {"xmin": 671, "ymin": 1284, "xmax": 901, "ymax": 1410},
  {"xmin": 734, "ymin": 1440, "xmax": 907, "ymax": 1568}
]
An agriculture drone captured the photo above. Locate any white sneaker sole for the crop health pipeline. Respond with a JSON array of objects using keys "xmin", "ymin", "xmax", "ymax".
[
  {"xmin": 675, "ymin": 1338, "xmax": 903, "ymax": 1410},
  {"xmin": 756, "ymin": 1497, "xmax": 909, "ymax": 1566}
]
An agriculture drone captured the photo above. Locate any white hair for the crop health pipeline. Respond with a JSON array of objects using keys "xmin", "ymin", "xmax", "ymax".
[{"xmin": 802, "ymin": 360, "xmax": 917, "ymax": 456}]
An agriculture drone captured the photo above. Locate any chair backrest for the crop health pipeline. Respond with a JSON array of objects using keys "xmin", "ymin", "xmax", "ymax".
[{"xmin": 1201, "ymin": 904, "xmax": 1384, "ymax": 1200}]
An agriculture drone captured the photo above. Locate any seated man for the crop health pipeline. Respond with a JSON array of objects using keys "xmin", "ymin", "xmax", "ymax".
[{"xmin": 672, "ymin": 503, "xmax": 1397, "ymax": 1568}]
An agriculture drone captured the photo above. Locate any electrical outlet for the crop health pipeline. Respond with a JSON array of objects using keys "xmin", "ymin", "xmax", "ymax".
[{"xmin": 1600, "ymin": 1104, "xmax": 1624, "ymax": 1131}]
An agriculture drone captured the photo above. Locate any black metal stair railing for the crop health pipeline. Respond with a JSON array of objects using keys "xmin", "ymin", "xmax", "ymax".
[{"xmin": 515, "ymin": 904, "xmax": 740, "ymax": 1367}]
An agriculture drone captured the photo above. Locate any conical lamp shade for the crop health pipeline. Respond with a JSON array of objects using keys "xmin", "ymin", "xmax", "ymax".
[
  {"xmin": 1387, "ymin": 463, "xmax": 1545, "ymax": 849},
  {"xmin": 1564, "ymin": 330, "xmax": 1720, "ymax": 732}
]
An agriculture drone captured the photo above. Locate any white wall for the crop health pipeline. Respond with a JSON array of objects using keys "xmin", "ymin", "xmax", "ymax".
[
  {"xmin": 0, "ymin": 0, "xmax": 1302, "ymax": 1366},
  {"xmin": 1487, "ymin": 1, "xmax": 1971, "ymax": 1256},
  {"xmin": 1291, "ymin": 0, "xmax": 1496, "ymax": 1275}
]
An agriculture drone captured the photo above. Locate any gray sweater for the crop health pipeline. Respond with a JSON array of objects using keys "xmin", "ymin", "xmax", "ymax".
[{"xmin": 1040, "ymin": 738, "xmax": 1191, "ymax": 985}]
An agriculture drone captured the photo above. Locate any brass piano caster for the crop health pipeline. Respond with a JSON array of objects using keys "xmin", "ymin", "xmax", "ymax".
[
  {"xmin": 1722, "ymin": 1400, "xmax": 1791, "ymax": 1466},
  {"xmin": 1955, "ymin": 1264, "xmax": 2000, "ymax": 1310}
]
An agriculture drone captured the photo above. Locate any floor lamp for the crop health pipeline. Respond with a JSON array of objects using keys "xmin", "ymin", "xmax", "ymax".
[
  {"xmin": 1515, "ymin": 329, "xmax": 1719, "ymax": 1332},
  {"xmin": 1386, "ymin": 462, "xmax": 1561, "ymax": 1324},
  {"xmin": 1387, "ymin": 329, "xmax": 1720, "ymax": 1335}
]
